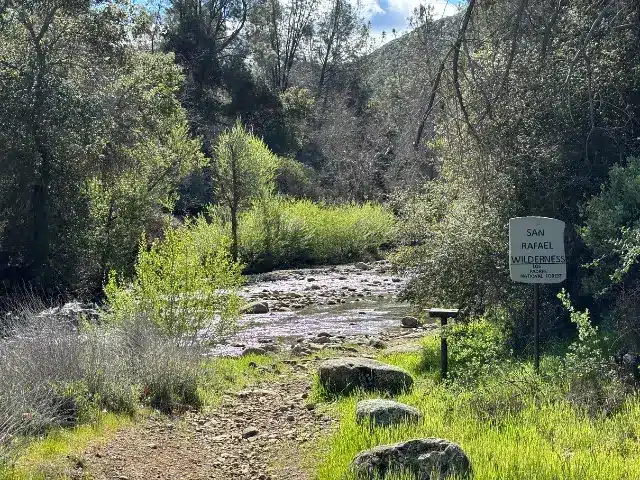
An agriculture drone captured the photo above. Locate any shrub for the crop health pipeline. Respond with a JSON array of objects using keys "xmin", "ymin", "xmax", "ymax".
[
  {"xmin": 557, "ymin": 289, "xmax": 631, "ymax": 416},
  {"xmin": 238, "ymin": 194, "xmax": 312, "ymax": 271},
  {"xmin": 234, "ymin": 197, "xmax": 396, "ymax": 270},
  {"xmin": 104, "ymin": 217, "xmax": 244, "ymax": 339},
  {"xmin": 420, "ymin": 315, "xmax": 510, "ymax": 385},
  {"xmin": 0, "ymin": 304, "xmax": 207, "ymax": 460}
]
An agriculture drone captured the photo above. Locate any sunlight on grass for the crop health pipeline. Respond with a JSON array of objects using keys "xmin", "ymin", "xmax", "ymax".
[
  {"xmin": 313, "ymin": 340, "xmax": 640, "ymax": 480},
  {"xmin": 198, "ymin": 354, "xmax": 288, "ymax": 408},
  {"xmin": 0, "ymin": 412, "xmax": 131, "ymax": 480}
]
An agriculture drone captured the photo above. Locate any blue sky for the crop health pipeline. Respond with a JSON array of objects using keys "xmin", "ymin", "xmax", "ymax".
[{"xmin": 365, "ymin": 0, "xmax": 460, "ymax": 39}]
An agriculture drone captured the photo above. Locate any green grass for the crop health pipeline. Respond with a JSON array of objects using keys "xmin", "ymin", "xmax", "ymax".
[
  {"xmin": 313, "ymin": 343, "xmax": 640, "ymax": 480},
  {"xmin": 0, "ymin": 412, "xmax": 132, "ymax": 480},
  {"xmin": 198, "ymin": 353, "xmax": 287, "ymax": 407}
]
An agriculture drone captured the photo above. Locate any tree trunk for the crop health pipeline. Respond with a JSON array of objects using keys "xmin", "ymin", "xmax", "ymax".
[{"xmin": 231, "ymin": 205, "xmax": 239, "ymax": 262}]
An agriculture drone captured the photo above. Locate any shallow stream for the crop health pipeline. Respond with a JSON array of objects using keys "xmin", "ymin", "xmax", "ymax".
[{"xmin": 210, "ymin": 261, "xmax": 412, "ymax": 356}]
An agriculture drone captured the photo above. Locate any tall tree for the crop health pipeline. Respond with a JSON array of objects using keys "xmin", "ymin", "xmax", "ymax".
[
  {"xmin": 250, "ymin": 0, "xmax": 318, "ymax": 91},
  {"xmin": 212, "ymin": 121, "xmax": 279, "ymax": 261},
  {"xmin": 0, "ymin": 1, "xmax": 204, "ymax": 294}
]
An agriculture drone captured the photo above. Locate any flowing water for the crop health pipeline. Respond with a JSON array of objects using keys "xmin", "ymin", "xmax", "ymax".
[{"xmin": 210, "ymin": 260, "xmax": 412, "ymax": 356}]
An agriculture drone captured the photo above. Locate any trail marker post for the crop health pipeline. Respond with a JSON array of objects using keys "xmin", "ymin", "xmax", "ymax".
[
  {"xmin": 509, "ymin": 216, "xmax": 566, "ymax": 372},
  {"xmin": 428, "ymin": 308, "xmax": 459, "ymax": 380}
]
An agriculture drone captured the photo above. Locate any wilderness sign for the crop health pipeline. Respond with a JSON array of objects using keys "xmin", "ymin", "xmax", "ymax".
[{"xmin": 509, "ymin": 216, "xmax": 566, "ymax": 284}]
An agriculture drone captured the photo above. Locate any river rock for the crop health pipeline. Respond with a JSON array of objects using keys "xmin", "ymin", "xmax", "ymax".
[
  {"xmin": 37, "ymin": 301, "xmax": 101, "ymax": 326},
  {"xmin": 401, "ymin": 316, "xmax": 420, "ymax": 328},
  {"xmin": 368, "ymin": 339, "xmax": 387, "ymax": 349},
  {"xmin": 351, "ymin": 438, "xmax": 471, "ymax": 479},
  {"xmin": 243, "ymin": 301, "xmax": 269, "ymax": 314},
  {"xmin": 355, "ymin": 399, "xmax": 422, "ymax": 427},
  {"xmin": 242, "ymin": 427, "xmax": 260, "ymax": 439},
  {"xmin": 355, "ymin": 262, "xmax": 371, "ymax": 270},
  {"xmin": 318, "ymin": 357, "xmax": 414, "ymax": 396},
  {"xmin": 241, "ymin": 346, "xmax": 267, "ymax": 356}
]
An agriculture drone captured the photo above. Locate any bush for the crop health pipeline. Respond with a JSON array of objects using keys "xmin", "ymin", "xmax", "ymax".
[
  {"xmin": 557, "ymin": 290, "xmax": 631, "ymax": 416},
  {"xmin": 238, "ymin": 197, "xmax": 396, "ymax": 270},
  {"xmin": 420, "ymin": 315, "xmax": 510, "ymax": 385},
  {"xmin": 0, "ymin": 304, "xmax": 207, "ymax": 460},
  {"xmin": 104, "ymin": 217, "xmax": 244, "ymax": 339}
]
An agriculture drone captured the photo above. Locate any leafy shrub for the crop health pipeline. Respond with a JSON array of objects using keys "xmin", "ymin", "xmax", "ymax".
[
  {"xmin": 276, "ymin": 157, "xmax": 318, "ymax": 198},
  {"xmin": 420, "ymin": 315, "xmax": 509, "ymax": 385},
  {"xmin": 105, "ymin": 217, "xmax": 243, "ymax": 339},
  {"xmin": 235, "ymin": 197, "xmax": 396, "ymax": 270},
  {"xmin": 557, "ymin": 289, "xmax": 630, "ymax": 416},
  {"xmin": 580, "ymin": 157, "xmax": 640, "ymax": 296},
  {"xmin": 238, "ymin": 194, "xmax": 313, "ymax": 271}
]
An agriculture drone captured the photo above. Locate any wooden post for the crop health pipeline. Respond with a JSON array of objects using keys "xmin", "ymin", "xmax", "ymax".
[{"xmin": 428, "ymin": 309, "xmax": 459, "ymax": 381}]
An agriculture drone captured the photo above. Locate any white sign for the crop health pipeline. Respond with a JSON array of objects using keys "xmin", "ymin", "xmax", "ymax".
[{"xmin": 509, "ymin": 216, "xmax": 566, "ymax": 284}]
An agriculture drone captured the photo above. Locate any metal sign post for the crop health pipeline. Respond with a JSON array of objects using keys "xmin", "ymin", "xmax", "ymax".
[
  {"xmin": 534, "ymin": 283, "xmax": 540, "ymax": 372},
  {"xmin": 509, "ymin": 217, "xmax": 566, "ymax": 373}
]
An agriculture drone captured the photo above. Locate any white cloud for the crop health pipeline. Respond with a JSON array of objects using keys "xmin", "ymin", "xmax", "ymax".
[
  {"xmin": 358, "ymin": 0, "xmax": 385, "ymax": 17},
  {"xmin": 385, "ymin": 0, "xmax": 459, "ymax": 19}
]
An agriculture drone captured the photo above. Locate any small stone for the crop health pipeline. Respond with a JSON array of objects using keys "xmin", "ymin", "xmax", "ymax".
[
  {"xmin": 243, "ymin": 301, "xmax": 270, "ymax": 314},
  {"xmin": 368, "ymin": 339, "xmax": 387, "ymax": 349},
  {"xmin": 242, "ymin": 427, "xmax": 259, "ymax": 439}
]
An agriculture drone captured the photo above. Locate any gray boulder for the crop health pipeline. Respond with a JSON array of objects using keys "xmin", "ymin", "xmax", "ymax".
[
  {"xmin": 241, "ymin": 346, "xmax": 267, "ymax": 356},
  {"xmin": 351, "ymin": 438, "xmax": 471, "ymax": 479},
  {"xmin": 318, "ymin": 357, "xmax": 413, "ymax": 396},
  {"xmin": 401, "ymin": 316, "xmax": 420, "ymax": 328},
  {"xmin": 243, "ymin": 301, "xmax": 269, "ymax": 314},
  {"xmin": 356, "ymin": 399, "xmax": 422, "ymax": 427}
]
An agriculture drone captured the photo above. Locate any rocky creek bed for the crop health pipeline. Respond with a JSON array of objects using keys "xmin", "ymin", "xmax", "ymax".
[{"xmin": 210, "ymin": 260, "xmax": 423, "ymax": 356}]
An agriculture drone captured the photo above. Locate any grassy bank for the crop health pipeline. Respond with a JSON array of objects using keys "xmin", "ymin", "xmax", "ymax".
[{"xmin": 313, "ymin": 338, "xmax": 640, "ymax": 480}]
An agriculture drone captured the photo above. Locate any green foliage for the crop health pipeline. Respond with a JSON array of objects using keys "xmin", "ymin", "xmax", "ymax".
[
  {"xmin": 213, "ymin": 121, "xmax": 280, "ymax": 210},
  {"xmin": 438, "ymin": 317, "xmax": 510, "ymax": 385},
  {"xmin": 581, "ymin": 157, "xmax": 640, "ymax": 294},
  {"xmin": 0, "ymin": 2, "xmax": 205, "ymax": 294},
  {"xmin": 557, "ymin": 289, "xmax": 628, "ymax": 416},
  {"xmin": 212, "ymin": 120, "xmax": 280, "ymax": 259},
  {"xmin": 237, "ymin": 197, "xmax": 396, "ymax": 270},
  {"xmin": 394, "ymin": 188, "xmax": 519, "ymax": 314},
  {"xmin": 276, "ymin": 157, "xmax": 317, "ymax": 198},
  {"xmin": 104, "ymin": 218, "xmax": 243, "ymax": 339}
]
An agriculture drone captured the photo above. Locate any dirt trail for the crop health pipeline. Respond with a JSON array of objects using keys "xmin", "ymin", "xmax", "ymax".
[{"xmin": 81, "ymin": 360, "xmax": 331, "ymax": 480}]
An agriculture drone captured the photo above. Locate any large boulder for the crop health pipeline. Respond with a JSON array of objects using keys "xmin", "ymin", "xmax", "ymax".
[
  {"xmin": 243, "ymin": 301, "xmax": 269, "ymax": 314},
  {"xmin": 356, "ymin": 399, "xmax": 422, "ymax": 427},
  {"xmin": 318, "ymin": 357, "xmax": 413, "ymax": 396},
  {"xmin": 351, "ymin": 438, "xmax": 471, "ymax": 479}
]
